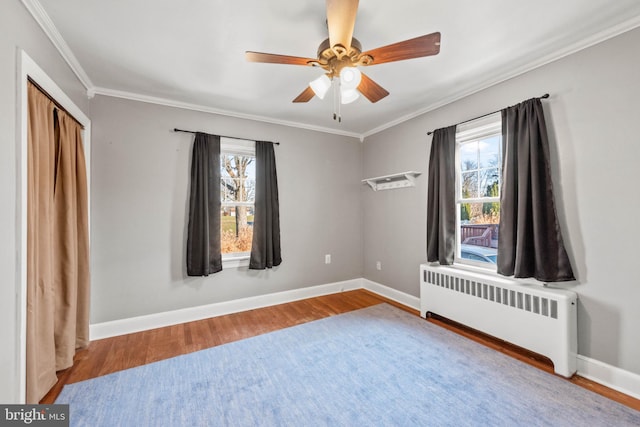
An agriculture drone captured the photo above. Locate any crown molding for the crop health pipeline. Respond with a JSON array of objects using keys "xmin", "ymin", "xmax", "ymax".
[
  {"xmin": 20, "ymin": 0, "xmax": 94, "ymax": 94},
  {"xmin": 21, "ymin": 0, "xmax": 640, "ymax": 140},
  {"xmin": 92, "ymin": 86, "xmax": 363, "ymax": 140},
  {"xmin": 18, "ymin": 0, "xmax": 359, "ymax": 138},
  {"xmin": 361, "ymin": 13, "xmax": 640, "ymax": 139}
]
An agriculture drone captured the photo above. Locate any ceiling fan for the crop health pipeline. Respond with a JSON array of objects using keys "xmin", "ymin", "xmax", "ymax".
[{"xmin": 245, "ymin": 0, "xmax": 441, "ymax": 117}]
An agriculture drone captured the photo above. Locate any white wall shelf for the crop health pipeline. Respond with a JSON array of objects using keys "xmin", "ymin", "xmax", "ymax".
[{"xmin": 362, "ymin": 171, "xmax": 421, "ymax": 191}]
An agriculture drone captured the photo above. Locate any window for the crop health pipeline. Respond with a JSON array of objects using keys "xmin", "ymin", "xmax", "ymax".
[
  {"xmin": 455, "ymin": 113, "xmax": 502, "ymax": 268},
  {"xmin": 220, "ymin": 138, "xmax": 255, "ymax": 262}
]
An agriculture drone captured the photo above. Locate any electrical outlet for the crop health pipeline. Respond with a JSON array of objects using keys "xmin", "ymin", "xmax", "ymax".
[
  {"xmin": 325, "ymin": 254, "xmax": 331, "ymax": 264},
  {"xmin": 376, "ymin": 261, "xmax": 382, "ymax": 270}
]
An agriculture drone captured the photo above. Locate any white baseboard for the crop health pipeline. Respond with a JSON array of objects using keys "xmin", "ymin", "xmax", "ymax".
[
  {"xmin": 90, "ymin": 279, "xmax": 362, "ymax": 340},
  {"xmin": 89, "ymin": 277, "xmax": 640, "ymax": 402},
  {"xmin": 577, "ymin": 355, "xmax": 640, "ymax": 400},
  {"xmin": 361, "ymin": 279, "xmax": 420, "ymax": 311}
]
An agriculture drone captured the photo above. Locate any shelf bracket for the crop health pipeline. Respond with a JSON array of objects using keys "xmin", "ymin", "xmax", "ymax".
[{"xmin": 362, "ymin": 171, "xmax": 421, "ymax": 191}]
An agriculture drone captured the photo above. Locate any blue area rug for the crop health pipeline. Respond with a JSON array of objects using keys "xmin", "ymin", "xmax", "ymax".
[{"xmin": 56, "ymin": 303, "xmax": 640, "ymax": 426}]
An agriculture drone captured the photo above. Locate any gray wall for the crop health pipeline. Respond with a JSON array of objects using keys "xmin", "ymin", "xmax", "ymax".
[
  {"xmin": 1, "ymin": 0, "xmax": 90, "ymax": 403},
  {"xmin": 363, "ymin": 27, "xmax": 640, "ymax": 375},
  {"xmin": 89, "ymin": 96, "xmax": 363, "ymax": 323}
]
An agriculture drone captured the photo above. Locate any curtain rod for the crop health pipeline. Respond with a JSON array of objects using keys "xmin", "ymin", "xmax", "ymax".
[
  {"xmin": 426, "ymin": 93, "xmax": 549, "ymax": 136},
  {"xmin": 28, "ymin": 77, "xmax": 85, "ymax": 129},
  {"xmin": 173, "ymin": 128, "xmax": 279, "ymax": 145}
]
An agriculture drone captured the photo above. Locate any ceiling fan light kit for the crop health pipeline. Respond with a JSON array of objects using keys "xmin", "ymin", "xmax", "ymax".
[
  {"xmin": 246, "ymin": 0, "xmax": 441, "ymax": 121},
  {"xmin": 310, "ymin": 74, "xmax": 332, "ymax": 99},
  {"xmin": 340, "ymin": 88, "xmax": 360, "ymax": 104},
  {"xmin": 340, "ymin": 67, "xmax": 361, "ymax": 89}
]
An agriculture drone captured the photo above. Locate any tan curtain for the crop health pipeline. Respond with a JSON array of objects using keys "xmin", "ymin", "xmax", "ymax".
[{"xmin": 26, "ymin": 82, "xmax": 90, "ymax": 403}]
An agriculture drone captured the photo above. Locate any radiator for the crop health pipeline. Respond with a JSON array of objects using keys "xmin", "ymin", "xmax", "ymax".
[{"xmin": 420, "ymin": 264, "xmax": 578, "ymax": 377}]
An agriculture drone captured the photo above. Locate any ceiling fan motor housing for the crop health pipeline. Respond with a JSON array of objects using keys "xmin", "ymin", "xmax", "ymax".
[{"xmin": 313, "ymin": 38, "xmax": 373, "ymax": 78}]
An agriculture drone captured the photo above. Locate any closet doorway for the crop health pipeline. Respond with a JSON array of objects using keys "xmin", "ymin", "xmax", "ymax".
[{"xmin": 17, "ymin": 51, "xmax": 92, "ymax": 404}]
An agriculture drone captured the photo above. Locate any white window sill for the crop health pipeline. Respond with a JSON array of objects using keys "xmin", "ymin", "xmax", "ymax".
[
  {"xmin": 222, "ymin": 255, "xmax": 250, "ymax": 269},
  {"xmin": 452, "ymin": 261, "xmax": 497, "ymax": 275},
  {"xmin": 445, "ymin": 261, "xmax": 550, "ymax": 287}
]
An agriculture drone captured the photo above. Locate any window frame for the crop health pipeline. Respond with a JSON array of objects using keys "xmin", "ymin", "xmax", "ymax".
[
  {"xmin": 454, "ymin": 113, "xmax": 502, "ymax": 270},
  {"xmin": 220, "ymin": 137, "xmax": 255, "ymax": 268}
]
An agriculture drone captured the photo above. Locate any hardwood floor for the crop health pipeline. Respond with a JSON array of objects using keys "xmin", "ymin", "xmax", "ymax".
[{"xmin": 40, "ymin": 289, "xmax": 640, "ymax": 412}]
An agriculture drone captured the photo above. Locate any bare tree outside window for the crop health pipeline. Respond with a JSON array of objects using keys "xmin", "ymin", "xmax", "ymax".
[
  {"xmin": 221, "ymin": 153, "xmax": 255, "ymax": 254},
  {"xmin": 459, "ymin": 136, "xmax": 501, "ymax": 225}
]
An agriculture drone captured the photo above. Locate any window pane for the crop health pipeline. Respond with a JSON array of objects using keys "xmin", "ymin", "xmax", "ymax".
[
  {"xmin": 461, "ymin": 171, "xmax": 478, "ymax": 199},
  {"xmin": 459, "ymin": 141, "xmax": 478, "ymax": 171},
  {"xmin": 459, "ymin": 202, "xmax": 499, "ymax": 265},
  {"xmin": 478, "ymin": 135, "xmax": 501, "ymax": 169},
  {"xmin": 456, "ymin": 119, "xmax": 501, "ymax": 268},
  {"xmin": 221, "ymin": 206, "xmax": 254, "ymax": 254},
  {"xmin": 221, "ymin": 154, "xmax": 255, "ymax": 204},
  {"xmin": 480, "ymin": 168, "xmax": 500, "ymax": 197},
  {"xmin": 220, "ymin": 152, "xmax": 255, "ymax": 256}
]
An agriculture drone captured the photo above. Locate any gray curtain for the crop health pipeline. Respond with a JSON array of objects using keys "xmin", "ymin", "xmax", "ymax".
[
  {"xmin": 186, "ymin": 132, "xmax": 222, "ymax": 276},
  {"xmin": 249, "ymin": 141, "xmax": 282, "ymax": 269},
  {"xmin": 426, "ymin": 126, "xmax": 457, "ymax": 264},
  {"xmin": 498, "ymin": 98, "xmax": 575, "ymax": 282}
]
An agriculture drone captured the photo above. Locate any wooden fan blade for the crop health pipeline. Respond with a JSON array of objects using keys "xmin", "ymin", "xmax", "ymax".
[
  {"xmin": 357, "ymin": 73, "xmax": 389, "ymax": 103},
  {"xmin": 326, "ymin": 0, "xmax": 359, "ymax": 50},
  {"xmin": 245, "ymin": 51, "xmax": 316, "ymax": 66},
  {"xmin": 361, "ymin": 32, "xmax": 441, "ymax": 65},
  {"xmin": 292, "ymin": 86, "xmax": 316, "ymax": 103}
]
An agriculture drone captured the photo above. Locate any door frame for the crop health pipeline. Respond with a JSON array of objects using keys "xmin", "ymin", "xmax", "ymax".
[{"xmin": 15, "ymin": 49, "xmax": 91, "ymax": 403}]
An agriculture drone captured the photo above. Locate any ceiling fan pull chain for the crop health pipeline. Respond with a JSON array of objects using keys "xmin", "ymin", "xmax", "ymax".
[
  {"xmin": 338, "ymin": 82, "xmax": 342, "ymax": 122},
  {"xmin": 333, "ymin": 83, "xmax": 340, "ymax": 121}
]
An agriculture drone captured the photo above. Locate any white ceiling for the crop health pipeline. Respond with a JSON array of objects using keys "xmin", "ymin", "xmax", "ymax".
[{"xmin": 32, "ymin": 0, "xmax": 640, "ymax": 138}]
